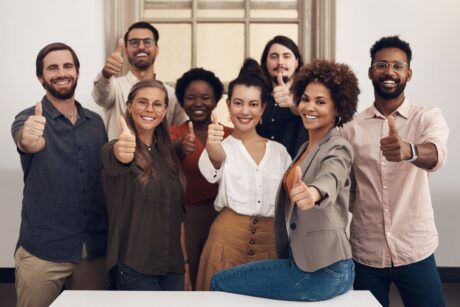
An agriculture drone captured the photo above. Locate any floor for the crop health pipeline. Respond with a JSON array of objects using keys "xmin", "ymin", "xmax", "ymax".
[{"xmin": 1, "ymin": 282, "xmax": 459, "ymax": 307}]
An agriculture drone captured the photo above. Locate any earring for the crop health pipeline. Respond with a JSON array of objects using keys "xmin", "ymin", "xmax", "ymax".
[{"xmin": 334, "ymin": 115, "xmax": 342, "ymax": 126}]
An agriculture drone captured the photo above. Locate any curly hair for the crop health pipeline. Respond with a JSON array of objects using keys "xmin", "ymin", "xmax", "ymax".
[
  {"xmin": 370, "ymin": 35, "xmax": 412, "ymax": 66},
  {"xmin": 175, "ymin": 68, "xmax": 224, "ymax": 107},
  {"xmin": 291, "ymin": 60, "xmax": 359, "ymax": 126}
]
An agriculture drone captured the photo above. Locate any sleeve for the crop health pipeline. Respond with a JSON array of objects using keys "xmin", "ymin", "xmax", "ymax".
[
  {"xmin": 308, "ymin": 140, "xmax": 353, "ymax": 209},
  {"xmin": 92, "ymin": 72, "xmax": 116, "ymax": 109},
  {"xmin": 171, "ymin": 97, "xmax": 188, "ymax": 126},
  {"xmin": 168, "ymin": 125, "xmax": 184, "ymax": 142},
  {"xmin": 11, "ymin": 107, "xmax": 35, "ymax": 154},
  {"xmin": 198, "ymin": 148, "xmax": 224, "ymax": 184},
  {"xmin": 418, "ymin": 107, "xmax": 449, "ymax": 172},
  {"xmin": 101, "ymin": 140, "xmax": 132, "ymax": 176}
]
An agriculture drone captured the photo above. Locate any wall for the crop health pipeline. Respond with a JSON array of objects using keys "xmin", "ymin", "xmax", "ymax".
[
  {"xmin": 1, "ymin": 0, "xmax": 459, "ymax": 268},
  {"xmin": 0, "ymin": 0, "xmax": 105, "ymax": 266},
  {"xmin": 336, "ymin": 0, "xmax": 460, "ymax": 266}
]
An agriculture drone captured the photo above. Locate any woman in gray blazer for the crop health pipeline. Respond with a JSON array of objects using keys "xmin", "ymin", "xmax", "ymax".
[{"xmin": 209, "ymin": 60, "xmax": 359, "ymax": 301}]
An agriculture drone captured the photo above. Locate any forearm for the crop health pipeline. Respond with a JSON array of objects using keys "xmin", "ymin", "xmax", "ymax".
[
  {"xmin": 206, "ymin": 143, "xmax": 226, "ymax": 169},
  {"xmin": 92, "ymin": 73, "xmax": 115, "ymax": 108},
  {"xmin": 412, "ymin": 142, "xmax": 438, "ymax": 170}
]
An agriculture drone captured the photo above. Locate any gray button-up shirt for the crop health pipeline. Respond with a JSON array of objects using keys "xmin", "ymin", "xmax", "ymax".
[{"xmin": 11, "ymin": 96, "xmax": 108, "ymax": 262}]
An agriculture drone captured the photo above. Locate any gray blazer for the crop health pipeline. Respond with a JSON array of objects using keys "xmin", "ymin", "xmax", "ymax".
[{"xmin": 275, "ymin": 128, "xmax": 353, "ymax": 272}]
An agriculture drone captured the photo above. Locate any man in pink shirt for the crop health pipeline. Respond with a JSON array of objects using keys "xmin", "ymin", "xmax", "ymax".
[{"xmin": 341, "ymin": 36, "xmax": 448, "ymax": 307}]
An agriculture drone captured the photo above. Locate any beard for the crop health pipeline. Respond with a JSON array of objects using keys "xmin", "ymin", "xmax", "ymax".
[
  {"xmin": 372, "ymin": 76, "xmax": 407, "ymax": 100},
  {"xmin": 128, "ymin": 52, "xmax": 155, "ymax": 71},
  {"xmin": 42, "ymin": 77, "xmax": 78, "ymax": 100}
]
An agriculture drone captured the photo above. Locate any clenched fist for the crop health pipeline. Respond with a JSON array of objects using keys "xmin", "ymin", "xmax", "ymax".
[
  {"xmin": 102, "ymin": 38, "xmax": 125, "ymax": 79},
  {"xmin": 19, "ymin": 102, "xmax": 46, "ymax": 153}
]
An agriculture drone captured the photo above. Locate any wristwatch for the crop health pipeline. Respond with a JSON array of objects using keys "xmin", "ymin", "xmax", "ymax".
[{"xmin": 407, "ymin": 143, "xmax": 419, "ymax": 163}]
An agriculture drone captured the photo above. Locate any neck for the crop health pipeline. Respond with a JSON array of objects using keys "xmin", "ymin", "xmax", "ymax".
[
  {"xmin": 232, "ymin": 128, "xmax": 259, "ymax": 142},
  {"xmin": 130, "ymin": 66, "xmax": 155, "ymax": 81},
  {"xmin": 46, "ymin": 93, "xmax": 76, "ymax": 113},
  {"xmin": 308, "ymin": 126, "xmax": 334, "ymax": 149},
  {"xmin": 374, "ymin": 92, "xmax": 405, "ymax": 117},
  {"xmin": 193, "ymin": 118, "xmax": 212, "ymax": 131},
  {"xmin": 137, "ymin": 129, "xmax": 154, "ymax": 147}
]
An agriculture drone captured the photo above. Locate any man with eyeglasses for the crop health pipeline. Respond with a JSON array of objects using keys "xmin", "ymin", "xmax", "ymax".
[
  {"xmin": 92, "ymin": 21, "xmax": 187, "ymax": 140},
  {"xmin": 341, "ymin": 36, "xmax": 448, "ymax": 307}
]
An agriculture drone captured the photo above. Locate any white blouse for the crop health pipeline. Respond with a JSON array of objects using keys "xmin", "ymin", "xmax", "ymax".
[{"xmin": 198, "ymin": 135, "xmax": 292, "ymax": 217}]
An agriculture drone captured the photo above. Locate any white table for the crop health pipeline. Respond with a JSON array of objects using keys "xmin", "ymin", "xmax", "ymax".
[{"xmin": 51, "ymin": 290, "xmax": 381, "ymax": 306}]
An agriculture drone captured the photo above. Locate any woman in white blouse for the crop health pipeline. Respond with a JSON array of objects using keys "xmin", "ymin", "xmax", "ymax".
[{"xmin": 195, "ymin": 59, "xmax": 292, "ymax": 290}]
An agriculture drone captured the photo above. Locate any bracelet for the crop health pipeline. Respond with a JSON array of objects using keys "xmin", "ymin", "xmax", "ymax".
[{"xmin": 184, "ymin": 259, "xmax": 190, "ymax": 265}]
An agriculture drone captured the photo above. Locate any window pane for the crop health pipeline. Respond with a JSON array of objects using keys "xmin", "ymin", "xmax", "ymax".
[
  {"xmin": 154, "ymin": 24, "xmax": 192, "ymax": 83},
  {"xmin": 197, "ymin": 24, "xmax": 245, "ymax": 82},
  {"xmin": 249, "ymin": 23, "xmax": 298, "ymax": 60},
  {"xmin": 250, "ymin": 0, "xmax": 298, "ymax": 18},
  {"xmin": 144, "ymin": 0, "xmax": 192, "ymax": 18},
  {"xmin": 197, "ymin": 0, "xmax": 245, "ymax": 18}
]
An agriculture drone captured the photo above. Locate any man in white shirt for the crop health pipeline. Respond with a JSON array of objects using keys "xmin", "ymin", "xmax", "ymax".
[{"xmin": 92, "ymin": 21, "xmax": 187, "ymax": 140}]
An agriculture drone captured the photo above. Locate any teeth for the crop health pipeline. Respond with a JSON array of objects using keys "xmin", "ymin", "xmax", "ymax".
[
  {"xmin": 192, "ymin": 110, "xmax": 204, "ymax": 115},
  {"xmin": 383, "ymin": 80, "xmax": 396, "ymax": 84},
  {"xmin": 304, "ymin": 114, "xmax": 318, "ymax": 120},
  {"xmin": 238, "ymin": 118, "xmax": 252, "ymax": 123},
  {"xmin": 141, "ymin": 116, "xmax": 154, "ymax": 121},
  {"xmin": 136, "ymin": 52, "xmax": 147, "ymax": 57}
]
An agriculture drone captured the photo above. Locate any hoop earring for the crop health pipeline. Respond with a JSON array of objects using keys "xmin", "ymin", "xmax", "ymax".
[{"xmin": 334, "ymin": 115, "xmax": 342, "ymax": 126}]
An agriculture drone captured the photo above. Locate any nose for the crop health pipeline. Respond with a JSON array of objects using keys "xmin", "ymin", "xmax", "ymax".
[
  {"xmin": 241, "ymin": 104, "xmax": 250, "ymax": 114},
  {"xmin": 145, "ymin": 102, "xmax": 154, "ymax": 112}
]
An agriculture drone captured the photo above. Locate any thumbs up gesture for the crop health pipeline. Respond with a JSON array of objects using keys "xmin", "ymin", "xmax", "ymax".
[
  {"xmin": 114, "ymin": 116, "xmax": 136, "ymax": 164},
  {"xmin": 181, "ymin": 121, "xmax": 196, "ymax": 156},
  {"xmin": 102, "ymin": 38, "xmax": 125, "ymax": 79},
  {"xmin": 290, "ymin": 166, "xmax": 321, "ymax": 210},
  {"xmin": 273, "ymin": 73, "xmax": 295, "ymax": 108},
  {"xmin": 19, "ymin": 102, "xmax": 47, "ymax": 153},
  {"xmin": 207, "ymin": 113, "xmax": 224, "ymax": 145},
  {"xmin": 380, "ymin": 116, "xmax": 412, "ymax": 162}
]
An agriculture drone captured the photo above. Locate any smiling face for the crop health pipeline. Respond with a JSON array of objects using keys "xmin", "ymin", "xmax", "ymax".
[
  {"xmin": 127, "ymin": 86, "xmax": 167, "ymax": 135},
  {"xmin": 183, "ymin": 80, "xmax": 217, "ymax": 124},
  {"xmin": 126, "ymin": 28, "xmax": 158, "ymax": 71},
  {"xmin": 369, "ymin": 47, "xmax": 412, "ymax": 100},
  {"xmin": 38, "ymin": 50, "xmax": 79, "ymax": 100},
  {"xmin": 227, "ymin": 85, "xmax": 265, "ymax": 133},
  {"xmin": 265, "ymin": 43, "xmax": 299, "ymax": 85},
  {"xmin": 298, "ymin": 82, "xmax": 336, "ymax": 137}
]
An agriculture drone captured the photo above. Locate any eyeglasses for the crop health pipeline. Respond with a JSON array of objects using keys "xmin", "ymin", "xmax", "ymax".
[
  {"xmin": 371, "ymin": 61, "xmax": 408, "ymax": 72},
  {"xmin": 127, "ymin": 38, "xmax": 155, "ymax": 48},
  {"xmin": 131, "ymin": 98, "xmax": 166, "ymax": 112}
]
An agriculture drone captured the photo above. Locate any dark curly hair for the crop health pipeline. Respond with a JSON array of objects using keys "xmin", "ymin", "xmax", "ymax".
[
  {"xmin": 175, "ymin": 68, "xmax": 224, "ymax": 107},
  {"xmin": 370, "ymin": 35, "xmax": 412, "ymax": 66},
  {"xmin": 291, "ymin": 60, "xmax": 359, "ymax": 127}
]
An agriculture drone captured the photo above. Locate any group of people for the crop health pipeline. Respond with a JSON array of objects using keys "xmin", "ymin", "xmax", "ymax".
[{"xmin": 11, "ymin": 20, "xmax": 449, "ymax": 307}]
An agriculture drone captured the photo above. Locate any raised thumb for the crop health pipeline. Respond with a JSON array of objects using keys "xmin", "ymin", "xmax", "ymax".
[
  {"xmin": 293, "ymin": 166, "xmax": 302, "ymax": 187},
  {"xmin": 35, "ymin": 101, "xmax": 42, "ymax": 116},
  {"xmin": 277, "ymin": 72, "xmax": 285, "ymax": 86},
  {"xmin": 115, "ymin": 38, "xmax": 124, "ymax": 55},
  {"xmin": 119, "ymin": 115, "xmax": 131, "ymax": 135}
]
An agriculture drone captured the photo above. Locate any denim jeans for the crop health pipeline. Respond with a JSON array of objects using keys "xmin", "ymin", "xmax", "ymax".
[
  {"xmin": 353, "ymin": 254, "xmax": 445, "ymax": 307},
  {"xmin": 112, "ymin": 261, "xmax": 184, "ymax": 291},
  {"xmin": 210, "ymin": 258, "xmax": 354, "ymax": 301}
]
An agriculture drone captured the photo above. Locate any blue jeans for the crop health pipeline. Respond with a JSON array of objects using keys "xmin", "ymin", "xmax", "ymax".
[
  {"xmin": 353, "ymin": 254, "xmax": 445, "ymax": 307},
  {"xmin": 210, "ymin": 258, "xmax": 354, "ymax": 301},
  {"xmin": 112, "ymin": 261, "xmax": 184, "ymax": 291}
]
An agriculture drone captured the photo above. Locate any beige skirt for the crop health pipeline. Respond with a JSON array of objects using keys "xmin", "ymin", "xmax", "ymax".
[{"xmin": 195, "ymin": 208, "xmax": 277, "ymax": 290}]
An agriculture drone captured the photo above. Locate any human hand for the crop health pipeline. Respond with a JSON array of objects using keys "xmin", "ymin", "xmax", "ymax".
[
  {"xmin": 114, "ymin": 116, "xmax": 136, "ymax": 164},
  {"xmin": 20, "ymin": 102, "xmax": 46, "ymax": 151},
  {"xmin": 181, "ymin": 121, "xmax": 196, "ymax": 156},
  {"xmin": 102, "ymin": 38, "xmax": 125, "ymax": 79},
  {"xmin": 290, "ymin": 166, "xmax": 320, "ymax": 210},
  {"xmin": 207, "ymin": 113, "xmax": 224, "ymax": 145},
  {"xmin": 273, "ymin": 73, "xmax": 295, "ymax": 108},
  {"xmin": 380, "ymin": 116, "xmax": 412, "ymax": 162}
]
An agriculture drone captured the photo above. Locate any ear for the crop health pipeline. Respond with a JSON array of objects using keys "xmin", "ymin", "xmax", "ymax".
[
  {"xmin": 155, "ymin": 45, "xmax": 159, "ymax": 57},
  {"xmin": 407, "ymin": 67, "xmax": 413, "ymax": 82},
  {"xmin": 295, "ymin": 58, "xmax": 299, "ymax": 70},
  {"xmin": 37, "ymin": 75, "xmax": 44, "ymax": 85},
  {"xmin": 368, "ymin": 67, "xmax": 373, "ymax": 80},
  {"xmin": 127, "ymin": 102, "xmax": 133, "ymax": 115}
]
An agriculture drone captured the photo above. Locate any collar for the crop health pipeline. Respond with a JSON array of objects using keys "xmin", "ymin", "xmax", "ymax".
[
  {"xmin": 126, "ymin": 70, "xmax": 140, "ymax": 84},
  {"xmin": 364, "ymin": 98, "xmax": 411, "ymax": 119},
  {"xmin": 41, "ymin": 96, "xmax": 93, "ymax": 120}
]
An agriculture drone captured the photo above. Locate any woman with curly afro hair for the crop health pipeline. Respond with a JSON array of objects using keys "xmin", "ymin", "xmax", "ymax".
[{"xmin": 209, "ymin": 60, "xmax": 360, "ymax": 302}]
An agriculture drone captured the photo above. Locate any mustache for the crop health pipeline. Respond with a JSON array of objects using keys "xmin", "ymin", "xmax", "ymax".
[{"xmin": 51, "ymin": 76, "xmax": 74, "ymax": 82}]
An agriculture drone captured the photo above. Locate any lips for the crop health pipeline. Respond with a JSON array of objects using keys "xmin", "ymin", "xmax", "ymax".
[{"xmin": 237, "ymin": 117, "xmax": 253, "ymax": 124}]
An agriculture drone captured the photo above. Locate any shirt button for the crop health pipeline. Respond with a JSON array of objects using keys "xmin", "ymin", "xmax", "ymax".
[
  {"xmin": 82, "ymin": 189, "xmax": 86, "ymax": 194},
  {"xmin": 271, "ymin": 118, "xmax": 275, "ymax": 122},
  {"xmin": 247, "ymin": 249, "xmax": 254, "ymax": 256},
  {"xmin": 77, "ymin": 146, "xmax": 81, "ymax": 151},
  {"xmin": 383, "ymin": 185, "xmax": 388, "ymax": 189},
  {"xmin": 387, "ymin": 232, "xmax": 391, "ymax": 236},
  {"xmin": 251, "ymin": 228, "xmax": 256, "ymax": 234},
  {"xmin": 249, "ymin": 239, "xmax": 255, "ymax": 245},
  {"xmin": 274, "ymin": 103, "xmax": 278, "ymax": 107},
  {"xmin": 385, "ymin": 209, "xmax": 388, "ymax": 212},
  {"xmin": 290, "ymin": 223, "xmax": 296, "ymax": 230},
  {"xmin": 270, "ymin": 136, "xmax": 275, "ymax": 140},
  {"xmin": 80, "ymin": 168, "xmax": 84, "ymax": 173},
  {"xmin": 252, "ymin": 218, "xmax": 258, "ymax": 225},
  {"xmin": 257, "ymin": 200, "xmax": 261, "ymax": 204}
]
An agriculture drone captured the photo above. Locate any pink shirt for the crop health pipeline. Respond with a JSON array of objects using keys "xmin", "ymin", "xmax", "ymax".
[{"xmin": 341, "ymin": 99, "xmax": 449, "ymax": 268}]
